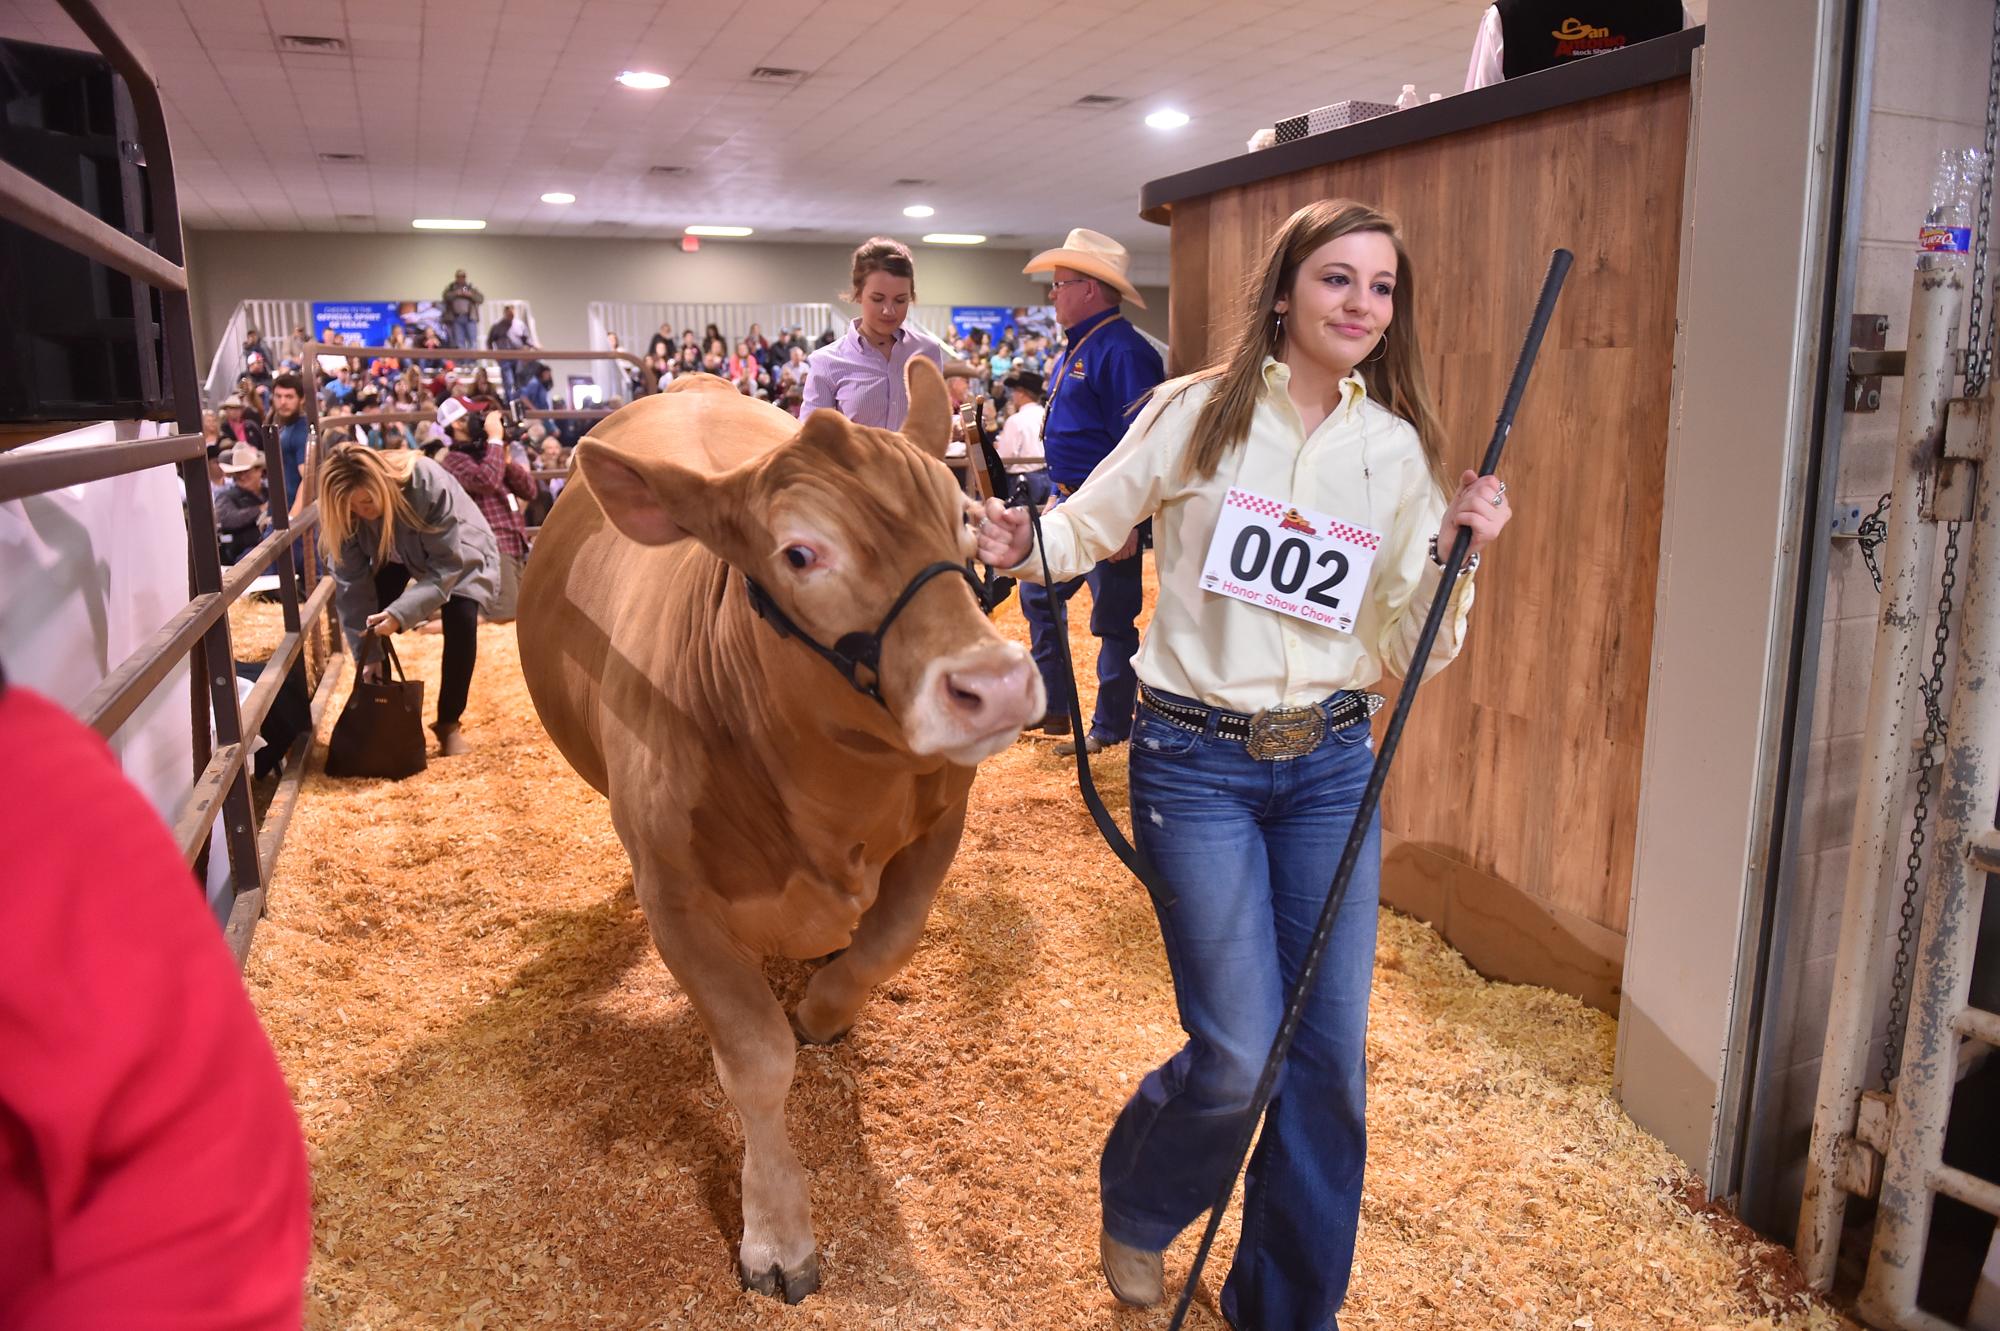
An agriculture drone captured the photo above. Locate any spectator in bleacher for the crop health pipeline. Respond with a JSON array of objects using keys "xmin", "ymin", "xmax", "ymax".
[
  {"xmin": 778, "ymin": 345, "xmax": 810, "ymax": 397},
  {"xmin": 268, "ymin": 373, "xmax": 309, "ymax": 508},
  {"xmin": 990, "ymin": 338, "xmax": 1016, "ymax": 384},
  {"xmin": 242, "ymin": 328, "xmax": 274, "ymax": 407},
  {"xmin": 436, "ymin": 404, "xmax": 534, "ymax": 624},
  {"xmin": 199, "ymin": 409, "xmax": 229, "ymax": 504},
  {"xmin": 804, "ymin": 235, "xmax": 944, "ymax": 430},
  {"xmin": 703, "ymin": 322, "xmax": 724, "ymax": 350},
  {"xmin": 351, "ymin": 388, "xmax": 386, "ymax": 449},
  {"xmin": 727, "ymin": 341, "xmax": 768, "ymax": 397},
  {"xmin": 417, "ymin": 325, "xmax": 446, "ymax": 372},
  {"xmin": 646, "ymin": 323, "xmax": 674, "ymax": 360},
  {"xmin": 676, "ymin": 346, "xmax": 701, "ymax": 378},
  {"xmin": 219, "ymin": 393, "xmax": 263, "ymax": 452},
  {"xmin": 467, "ymin": 368, "xmax": 501, "ymax": 412},
  {"xmin": 523, "ymin": 436, "xmax": 566, "ymax": 527},
  {"xmin": 442, "ymin": 269, "xmax": 484, "ymax": 349},
  {"xmin": 994, "ymin": 368, "xmax": 1051, "ymax": 502},
  {"xmin": 323, "ymin": 365, "xmax": 355, "ymax": 410},
  {"xmin": 319, "ymin": 443, "xmax": 498, "ymax": 756},
  {"xmin": 487, "ymin": 304, "xmax": 529, "ymax": 401},
  {"xmin": 214, "ymin": 442, "xmax": 269, "ymax": 565},
  {"xmin": 519, "ymin": 361, "xmax": 553, "ymax": 414},
  {"xmin": 701, "ymin": 346, "xmax": 728, "ymax": 377}
]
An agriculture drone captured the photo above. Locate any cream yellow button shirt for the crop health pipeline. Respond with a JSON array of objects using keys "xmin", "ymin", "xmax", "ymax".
[{"xmin": 1007, "ymin": 357, "xmax": 1476, "ymax": 714}]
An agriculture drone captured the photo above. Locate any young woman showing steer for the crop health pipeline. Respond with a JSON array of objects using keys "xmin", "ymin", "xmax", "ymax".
[{"xmin": 974, "ymin": 198, "xmax": 1514, "ymax": 1331}]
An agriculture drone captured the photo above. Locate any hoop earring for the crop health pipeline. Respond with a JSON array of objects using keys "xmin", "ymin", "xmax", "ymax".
[{"xmin": 1362, "ymin": 331, "xmax": 1389, "ymax": 364}]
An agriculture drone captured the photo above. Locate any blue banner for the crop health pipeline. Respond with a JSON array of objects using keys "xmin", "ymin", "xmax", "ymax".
[
  {"xmin": 951, "ymin": 306, "xmax": 1016, "ymax": 343},
  {"xmin": 312, "ymin": 301, "xmax": 401, "ymax": 346}
]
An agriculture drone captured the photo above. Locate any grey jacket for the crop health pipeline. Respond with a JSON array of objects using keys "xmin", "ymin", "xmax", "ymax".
[{"xmin": 333, "ymin": 454, "xmax": 500, "ymax": 654}]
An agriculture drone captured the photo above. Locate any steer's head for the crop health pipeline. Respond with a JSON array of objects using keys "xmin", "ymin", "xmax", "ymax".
[{"xmin": 575, "ymin": 360, "xmax": 1044, "ymax": 765}]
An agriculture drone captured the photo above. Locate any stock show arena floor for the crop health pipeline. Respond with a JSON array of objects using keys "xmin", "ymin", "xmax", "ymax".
[{"xmin": 240, "ymin": 582, "xmax": 1843, "ymax": 1331}]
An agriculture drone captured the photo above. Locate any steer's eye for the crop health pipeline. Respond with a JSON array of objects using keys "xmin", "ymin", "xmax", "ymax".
[{"xmin": 782, "ymin": 545, "xmax": 817, "ymax": 571}]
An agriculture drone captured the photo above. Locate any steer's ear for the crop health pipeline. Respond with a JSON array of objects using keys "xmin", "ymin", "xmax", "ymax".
[
  {"xmin": 576, "ymin": 435, "xmax": 745, "ymax": 549},
  {"xmin": 900, "ymin": 356, "xmax": 951, "ymax": 460}
]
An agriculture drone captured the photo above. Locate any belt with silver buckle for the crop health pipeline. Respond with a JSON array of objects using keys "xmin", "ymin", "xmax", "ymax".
[{"xmin": 1138, "ymin": 684, "xmax": 1382, "ymax": 761}]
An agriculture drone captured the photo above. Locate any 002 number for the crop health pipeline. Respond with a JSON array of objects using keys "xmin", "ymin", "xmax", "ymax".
[{"xmin": 1230, "ymin": 527, "xmax": 1350, "ymax": 608}]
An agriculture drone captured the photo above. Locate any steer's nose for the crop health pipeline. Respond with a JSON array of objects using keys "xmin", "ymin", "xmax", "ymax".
[{"xmin": 938, "ymin": 654, "xmax": 1039, "ymax": 732}]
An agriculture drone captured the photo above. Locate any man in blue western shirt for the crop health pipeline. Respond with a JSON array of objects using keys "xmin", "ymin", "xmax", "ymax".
[{"xmin": 1021, "ymin": 229, "xmax": 1166, "ymax": 756}]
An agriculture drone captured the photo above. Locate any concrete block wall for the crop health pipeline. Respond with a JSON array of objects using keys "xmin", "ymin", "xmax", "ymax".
[{"xmin": 1753, "ymin": 0, "xmax": 1991, "ymax": 1239}]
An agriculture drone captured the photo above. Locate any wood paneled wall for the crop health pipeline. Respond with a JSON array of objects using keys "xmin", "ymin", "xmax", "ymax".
[{"xmin": 1162, "ymin": 79, "xmax": 1691, "ymax": 1010}]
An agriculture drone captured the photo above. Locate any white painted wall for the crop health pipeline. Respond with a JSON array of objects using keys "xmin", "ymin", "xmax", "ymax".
[{"xmin": 1616, "ymin": 0, "xmax": 1846, "ymax": 1176}]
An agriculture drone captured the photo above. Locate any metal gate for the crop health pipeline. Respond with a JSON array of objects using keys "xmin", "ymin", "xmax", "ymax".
[
  {"xmin": 0, "ymin": 0, "xmax": 341, "ymax": 965},
  {"xmin": 1796, "ymin": 7, "xmax": 2000, "ymax": 1322}
]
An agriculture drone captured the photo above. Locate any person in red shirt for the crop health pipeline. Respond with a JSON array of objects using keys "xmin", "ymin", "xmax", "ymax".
[{"xmin": 0, "ymin": 666, "xmax": 311, "ymax": 1330}]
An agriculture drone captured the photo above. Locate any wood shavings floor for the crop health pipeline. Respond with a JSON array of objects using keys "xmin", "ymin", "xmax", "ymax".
[{"xmin": 246, "ymin": 578, "xmax": 1841, "ymax": 1331}]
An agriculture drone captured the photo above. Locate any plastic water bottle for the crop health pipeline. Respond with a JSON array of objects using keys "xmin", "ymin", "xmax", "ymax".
[
  {"xmin": 1919, "ymin": 147, "xmax": 1981, "ymax": 271},
  {"xmin": 1395, "ymin": 83, "xmax": 1420, "ymax": 111}
]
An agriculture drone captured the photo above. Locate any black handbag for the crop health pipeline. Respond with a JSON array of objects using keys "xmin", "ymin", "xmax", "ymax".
[{"xmin": 323, "ymin": 635, "xmax": 427, "ymax": 779}]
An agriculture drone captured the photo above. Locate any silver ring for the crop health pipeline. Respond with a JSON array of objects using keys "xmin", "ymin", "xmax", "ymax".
[{"xmin": 1489, "ymin": 481, "xmax": 1508, "ymax": 507}]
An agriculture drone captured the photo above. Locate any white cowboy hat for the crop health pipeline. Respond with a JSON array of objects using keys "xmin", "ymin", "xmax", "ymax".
[
  {"xmin": 219, "ymin": 442, "xmax": 265, "ymax": 474},
  {"xmin": 1023, "ymin": 228, "xmax": 1146, "ymax": 309}
]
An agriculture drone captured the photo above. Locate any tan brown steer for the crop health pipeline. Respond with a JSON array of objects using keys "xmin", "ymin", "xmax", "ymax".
[{"xmin": 517, "ymin": 359, "xmax": 1042, "ymax": 1302}]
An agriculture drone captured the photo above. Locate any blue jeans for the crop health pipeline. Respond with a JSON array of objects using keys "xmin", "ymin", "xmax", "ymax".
[
  {"xmin": 1102, "ymin": 691, "xmax": 1381, "ymax": 1331},
  {"xmin": 447, "ymin": 316, "xmax": 478, "ymax": 350},
  {"xmin": 1021, "ymin": 541, "xmax": 1142, "ymax": 743}
]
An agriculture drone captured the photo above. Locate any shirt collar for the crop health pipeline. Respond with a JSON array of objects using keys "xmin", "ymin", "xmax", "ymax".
[
  {"xmin": 1063, "ymin": 306, "xmax": 1121, "ymax": 340},
  {"xmin": 1261, "ymin": 356, "xmax": 1367, "ymax": 412},
  {"xmin": 846, "ymin": 317, "xmax": 907, "ymax": 348}
]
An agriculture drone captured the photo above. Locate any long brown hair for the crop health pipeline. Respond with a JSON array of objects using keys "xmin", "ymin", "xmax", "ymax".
[
  {"xmin": 1168, "ymin": 199, "xmax": 1448, "ymax": 488},
  {"xmin": 318, "ymin": 444, "xmax": 430, "ymax": 564}
]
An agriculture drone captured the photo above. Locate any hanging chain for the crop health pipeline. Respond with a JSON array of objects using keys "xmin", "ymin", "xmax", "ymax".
[
  {"xmin": 1880, "ymin": 521, "xmax": 1963, "ymax": 1090},
  {"xmin": 1965, "ymin": 0, "xmax": 2000, "ymax": 395}
]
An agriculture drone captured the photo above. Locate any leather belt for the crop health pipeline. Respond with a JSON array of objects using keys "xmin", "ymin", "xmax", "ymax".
[{"xmin": 1138, "ymin": 684, "xmax": 1383, "ymax": 762}]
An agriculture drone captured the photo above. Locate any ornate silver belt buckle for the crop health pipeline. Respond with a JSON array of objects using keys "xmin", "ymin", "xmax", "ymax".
[{"xmin": 1246, "ymin": 704, "xmax": 1326, "ymax": 761}]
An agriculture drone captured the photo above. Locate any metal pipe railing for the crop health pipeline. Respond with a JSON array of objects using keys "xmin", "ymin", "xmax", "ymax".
[
  {"xmin": 0, "ymin": 432, "xmax": 205, "ymax": 504},
  {"xmin": 1796, "ymin": 257, "xmax": 1961, "ymax": 1287},
  {"xmin": 1860, "ymin": 375, "xmax": 2000, "ymax": 1328},
  {"xmin": 0, "ymin": 0, "xmax": 345, "ymax": 966},
  {"xmin": 0, "ymin": 159, "xmax": 188, "ymax": 293}
]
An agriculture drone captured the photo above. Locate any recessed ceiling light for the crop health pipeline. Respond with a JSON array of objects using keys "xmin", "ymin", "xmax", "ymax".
[
  {"xmin": 616, "ymin": 70, "xmax": 671, "ymax": 90},
  {"xmin": 1145, "ymin": 108, "xmax": 1191, "ymax": 130},
  {"xmin": 902, "ymin": 204, "xmax": 935, "ymax": 219},
  {"xmin": 412, "ymin": 218, "xmax": 487, "ymax": 230},
  {"xmin": 922, "ymin": 233, "xmax": 987, "ymax": 246},
  {"xmin": 685, "ymin": 224, "xmax": 753, "ymax": 237},
  {"xmin": 540, "ymin": 191, "xmax": 576, "ymax": 204}
]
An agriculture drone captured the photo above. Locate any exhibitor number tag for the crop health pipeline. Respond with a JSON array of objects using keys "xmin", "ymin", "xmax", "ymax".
[{"xmin": 1198, "ymin": 487, "xmax": 1383, "ymax": 633}]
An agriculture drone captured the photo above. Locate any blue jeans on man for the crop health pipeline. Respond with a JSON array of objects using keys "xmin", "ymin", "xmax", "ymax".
[
  {"xmin": 1102, "ymin": 692, "xmax": 1381, "ymax": 1330},
  {"xmin": 1020, "ymin": 544, "xmax": 1142, "ymax": 744},
  {"xmin": 447, "ymin": 316, "xmax": 479, "ymax": 350}
]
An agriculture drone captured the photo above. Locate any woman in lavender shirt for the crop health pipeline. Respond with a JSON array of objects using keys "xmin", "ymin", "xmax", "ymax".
[{"xmin": 802, "ymin": 236, "xmax": 945, "ymax": 430}]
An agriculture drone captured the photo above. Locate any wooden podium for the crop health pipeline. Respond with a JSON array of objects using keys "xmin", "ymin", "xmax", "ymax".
[{"xmin": 1139, "ymin": 31, "xmax": 1703, "ymax": 1011}]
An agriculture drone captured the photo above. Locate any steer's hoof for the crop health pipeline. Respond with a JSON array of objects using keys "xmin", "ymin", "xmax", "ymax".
[
  {"xmin": 740, "ymin": 1251, "xmax": 820, "ymax": 1303},
  {"xmin": 789, "ymin": 1008, "xmax": 852, "ymax": 1047}
]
